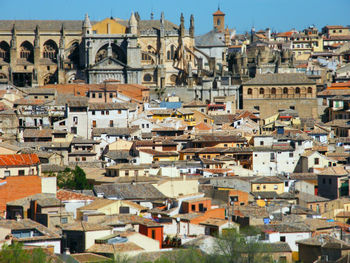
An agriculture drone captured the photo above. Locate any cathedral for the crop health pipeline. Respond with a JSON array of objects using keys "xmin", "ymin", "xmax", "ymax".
[{"xmin": 0, "ymin": 12, "xmax": 195, "ymax": 87}]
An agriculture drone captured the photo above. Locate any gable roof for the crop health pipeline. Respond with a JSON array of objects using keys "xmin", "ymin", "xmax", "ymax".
[
  {"xmin": 0, "ymin": 154, "xmax": 40, "ymax": 167},
  {"xmin": 63, "ymin": 221, "xmax": 112, "ymax": 232},
  {"xmin": 94, "ymin": 183, "xmax": 166, "ymax": 200},
  {"xmin": 243, "ymin": 73, "xmax": 315, "ymax": 85},
  {"xmin": 0, "ymin": 219, "xmax": 60, "ymax": 241},
  {"xmin": 319, "ymin": 166, "xmax": 349, "ymax": 176},
  {"xmin": 0, "ymin": 20, "xmax": 83, "ymax": 31}
]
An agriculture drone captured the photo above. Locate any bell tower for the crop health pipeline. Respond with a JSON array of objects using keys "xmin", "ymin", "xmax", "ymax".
[{"xmin": 213, "ymin": 8, "xmax": 225, "ymax": 32}]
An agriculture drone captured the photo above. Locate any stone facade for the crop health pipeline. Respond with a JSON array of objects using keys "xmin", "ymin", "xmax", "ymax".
[
  {"xmin": 242, "ymin": 73, "xmax": 318, "ymax": 119},
  {"xmin": 0, "ymin": 12, "xmax": 196, "ymax": 88}
]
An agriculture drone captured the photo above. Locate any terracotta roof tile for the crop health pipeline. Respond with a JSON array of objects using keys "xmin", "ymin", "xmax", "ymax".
[
  {"xmin": 0, "ymin": 154, "xmax": 40, "ymax": 167},
  {"xmin": 57, "ymin": 189, "xmax": 96, "ymax": 202}
]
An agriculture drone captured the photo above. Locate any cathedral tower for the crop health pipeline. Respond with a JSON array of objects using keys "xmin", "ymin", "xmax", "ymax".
[{"xmin": 213, "ymin": 8, "xmax": 225, "ymax": 32}]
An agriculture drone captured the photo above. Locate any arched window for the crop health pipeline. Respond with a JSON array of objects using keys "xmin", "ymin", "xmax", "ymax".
[
  {"xmin": 43, "ymin": 40, "xmax": 58, "ymax": 61},
  {"xmin": 295, "ymin": 87, "xmax": 300, "ymax": 94},
  {"xmin": 271, "ymin": 88, "xmax": 276, "ymax": 95},
  {"xmin": 95, "ymin": 43, "xmax": 126, "ymax": 64},
  {"xmin": 168, "ymin": 45, "xmax": 176, "ymax": 60},
  {"xmin": 0, "ymin": 41, "xmax": 10, "ymax": 63},
  {"xmin": 283, "ymin": 88, "xmax": 288, "ymax": 94},
  {"xmin": 68, "ymin": 41, "xmax": 80, "ymax": 67},
  {"xmin": 143, "ymin": 74, "xmax": 152, "ymax": 82},
  {"xmin": 20, "ymin": 41, "xmax": 34, "ymax": 62},
  {"xmin": 247, "ymin": 88, "xmax": 252, "ymax": 95},
  {"xmin": 217, "ymin": 19, "xmax": 221, "ymax": 26},
  {"xmin": 142, "ymin": 53, "xmax": 154, "ymax": 63},
  {"xmin": 308, "ymin": 87, "xmax": 313, "ymax": 93},
  {"xmin": 259, "ymin": 88, "xmax": 264, "ymax": 95},
  {"xmin": 167, "ymin": 51, "xmax": 170, "ymax": 60}
]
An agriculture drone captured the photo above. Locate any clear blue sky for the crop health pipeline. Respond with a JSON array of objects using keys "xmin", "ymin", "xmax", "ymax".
[{"xmin": 2, "ymin": 0, "xmax": 349, "ymax": 35}]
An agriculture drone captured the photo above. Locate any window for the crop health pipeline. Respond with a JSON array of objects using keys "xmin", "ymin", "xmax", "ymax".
[
  {"xmin": 101, "ymin": 111, "xmax": 105, "ymax": 115},
  {"xmin": 109, "ymin": 93, "xmax": 113, "ymax": 98},
  {"xmin": 289, "ymin": 152, "xmax": 293, "ymax": 158},
  {"xmin": 323, "ymin": 178, "xmax": 326, "ymax": 184},
  {"xmin": 152, "ymin": 230, "xmax": 156, "ymax": 239},
  {"xmin": 92, "ymin": 93, "xmax": 96, "ymax": 98},
  {"xmin": 260, "ymin": 141, "xmax": 264, "ymax": 146},
  {"xmin": 92, "ymin": 111, "xmax": 95, "ymax": 115},
  {"xmin": 118, "ymin": 110, "xmax": 122, "ymax": 114},
  {"xmin": 271, "ymin": 88, "xmax": 276, "ymax": 94},
  {"xmin": 43, "ymin": 40, "xmax": 57, "ymax": 61},
  {"xmin": 308, "ymin": 87, "xmax": 313, "ymax": 93},
  {"xmin": 98, "ymin": 93, "xmax": 102, "ymax": 98},
  {"xmin": 92, "ymin": 120, "xmax": 96, "ymax": 128},
  {"xmin": 191, "ymin": 204, "xmax": 196, "ymax": 211},
  {"xmin": 71, "ymin": 127, "xmax": 77, "ymax": 134},
  {"xmin": 256, "ymin": 186, "xmax": 260, "ymax": 190},
  {"xmin": 328, "ymin": 162, "xmax": 332, "ymax": 167},
  {"xmin": 314, "ymin": 158, "xmax": 319, "ymax": 165},
  {"xmin": 285, "ymin": 181, "xmax": 288, "ymax": 187},
  {"xmin": 82, "ymin": 157, "xmax": 86, "ymax": 161},
  {"xmin": 4, "ymin": 170, "xmax": 10, "ymax": 177},
  {"xmin": 106, "ymin": 110, "xmax": 109, "ymax": 115},
  {"xmin": 125, "ymin": 170, "xmax": 129, "ymax": 176},
  {"xmin": 283, "ymin": 88, "xmax": 288, "ymax": 94},
  {"xmin": 263, "ymin": 185, "xmax": 266, "ymax": 189},
  {"xmin": 143, "ymin": 74, "xmax": 152, "ymax": 82},
  {"xmin": 110, "ymin": 120, "xmax": 114, "ymax": 127},
  {"xmin": 61, "ymin": 217, "xmax": 68, "ymax": 224},
  {"xmin": 119, "ymin": 207, "xmax": 130, "ymax": 214},
  {"xmin": 18, "ymin": 170, "xmax": 25, "ymax": 176},
  {"xmin": 274, "ymin": 185, "xmax": 278, "ymax": 190},
  {"xmin": 75, "ymin": 157, "xmax": 80, "ymax": 162},
  {"xmin": 290, "ymin": 106, "xmax": 295, "ymax": 110},
  {"xmin": 247, "ymin": 88, "xmax": 252, "ymax": 95},
  {"xmin": 329, "ymin": 178, "xmax": 332, "ymax": 184},
  {"xmin": 295, "ymin": 87, "xmax": 300, "ymax": 94},
  {"xmin": 259, "ymin": 88, "xmax": 264, "ymax": 95},
  {"xmin": 280, "ymin": 236, "xmax": 286, "ymax": 242},
  {"xmin": 73, "ymin": 116, "xmax": 78, "ymax": 124}
]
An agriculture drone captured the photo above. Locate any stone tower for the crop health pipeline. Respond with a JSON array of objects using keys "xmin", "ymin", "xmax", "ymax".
[
  {"xmin": 213, "ymin": 8, "xmax": 225, "ymax": 32},
  {"xmin": 129, "ymin": 12, "xmax": 138, "ymax": 35},
  {"xmin": 82, "ymin": 13, "xmax": 92, "ymax": 35}
]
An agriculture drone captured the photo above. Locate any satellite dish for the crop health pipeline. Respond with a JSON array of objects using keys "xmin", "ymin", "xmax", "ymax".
[{"xmin": 269, "ymin": 215, "xmax": 274, "ymax": 220}]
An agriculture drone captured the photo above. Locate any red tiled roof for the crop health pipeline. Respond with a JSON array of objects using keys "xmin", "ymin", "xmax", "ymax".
[
  {"xmin": 195, "ymin": 122, "xmax": 212, "ymax": 131},
  {"xmin": 0, "ymin": 154, "xmax": 40, "ymax": 167},
  {"xmin": 276, "ymin": 31, "xmax": 294, "ymax": 37},
  {"xmin": 13, "ymin": 99, "xmax": 46, "ymax": 105},
  {"xmin": 0, "ymin": 176, "xmax": 42, "ymax": 214},
  {"xmin": 41, "ymin": 83, "xmax": 149, "ymax": 102},
  {"xmin": 57, "ymin": 189, "xmax": 96, "ymax": 201},
  {"xmin": 325, "ymin": 25, "xmax": 348, "ymax": 29},
  {"xmin": 213, "ymin": 9, "xmax": 225, "ymax": 15}
]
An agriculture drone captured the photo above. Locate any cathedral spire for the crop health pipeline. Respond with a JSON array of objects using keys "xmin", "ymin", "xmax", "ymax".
[
  {"xmin": 180, "ymin": 13, "xmax": 184, "ymax": 38},
  {"xmin": 34, "ymin": 25, "xmax": 40, "ymax": 48},
  {"xmin": 129, "ymin": 12, "xmax": 138, "ymax": 34},
  {"xmin": 83, "ymin": 13, "xmax": 92, "ymax": 35},
  {"xmin": 189, "ymin": 14, "xmax": 194, "ymax": 38}
]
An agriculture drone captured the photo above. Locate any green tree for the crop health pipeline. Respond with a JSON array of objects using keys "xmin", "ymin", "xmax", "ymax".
[
  {"xmin": 214, "ymin": 227, "xmax": 274, "ymax": 263},
  {"xmin": 57, "ymin": 166, "xmax": 92, "ymax": 190},
  {"xmin": 0, "ymin": 242, "xmax": 49, "ymax": 263}
]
